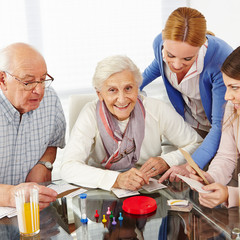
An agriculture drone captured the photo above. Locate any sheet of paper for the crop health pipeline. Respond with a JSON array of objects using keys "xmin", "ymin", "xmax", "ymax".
[
  {"xmin": 111, "ymin": 188, "xmax": 140, "ymax": 198},
  {"xmin": 176, "ymin": 174, "xmax": 211, "ymax": 193},
  {"xmin": 0, "ymin": 207, "xmax": 17, "ymax": 219},
  {"xmin": 47, "ymin": 183, "xmax": 79, "ymax": 194},
  {"xmin": 142, "ymin": 178, "xmax": 167, "ymax": 192},
  {"xmin": 65, "ymin": 188, "xmax": 88, "ymax": 198}
]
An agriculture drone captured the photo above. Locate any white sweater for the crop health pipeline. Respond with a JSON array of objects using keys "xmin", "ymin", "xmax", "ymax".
[{"xmin": 61, "ymin": 96, "xmax": 202, "ymax": 190}]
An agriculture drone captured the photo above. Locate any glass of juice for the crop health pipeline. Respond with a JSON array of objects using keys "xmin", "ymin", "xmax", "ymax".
[{"xmin": 15, "ymin": 185, "xmax": 40, "ymax": 236}]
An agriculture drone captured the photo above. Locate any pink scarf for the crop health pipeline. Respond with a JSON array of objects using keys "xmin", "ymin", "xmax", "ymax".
[{"xmin": 96, "ymin": 96, "xmax": 145, "ymax": 171}]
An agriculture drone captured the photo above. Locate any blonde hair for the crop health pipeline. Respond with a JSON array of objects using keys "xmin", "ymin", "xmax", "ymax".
[{"xmin": 163, "ymin": 7, "xmax": 214, "ymax": 47}]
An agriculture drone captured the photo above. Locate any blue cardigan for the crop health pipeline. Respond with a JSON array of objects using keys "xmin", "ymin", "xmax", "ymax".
[{"xmin": 140, "ymin": 33, "xmax": 233, "ymax": 169}]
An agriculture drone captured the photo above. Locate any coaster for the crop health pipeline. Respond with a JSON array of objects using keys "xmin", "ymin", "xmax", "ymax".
[{"xmin": 122, "ymin": 196, "xmax": 157, "ymax": 215}]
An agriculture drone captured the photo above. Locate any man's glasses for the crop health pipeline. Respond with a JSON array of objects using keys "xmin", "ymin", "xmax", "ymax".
[{"xmin": 5, "ymin": 71, "xmax": 54, "ymax": 91}]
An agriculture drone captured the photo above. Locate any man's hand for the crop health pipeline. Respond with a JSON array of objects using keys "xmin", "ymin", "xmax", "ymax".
[
  {"xmin": 158, "ymin": 163, "xmax": 190, "ymax": 183},
  {"xmin": 113, "ymin": 168, "xmax": 149, "ymax": 191},
  {"xmin": 199, "ymin": 183, "xmax": 229, "ymax": 208},
  {"xmin": 25, "ymin": 164, "xmax": 51, "ymax": 183},
  {"xmin": 140, "ymin": 157, "xmax": 169, "ymax": 178},
  {"xmin": 9, "ymin": 183, "xmax": 57, "ymax": 210}
]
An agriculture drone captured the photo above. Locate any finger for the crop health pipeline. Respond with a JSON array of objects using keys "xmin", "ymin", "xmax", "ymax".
[
  {"xmin": 186, "ymin": 165, "xmax": 196, "ymax": 174},
  {"xmin": 39, "ymin": 202, "xmax": 51, "ymax": 211},
  {"xmin": 158, "ymin": 169, "xmax": 172, "ymax": 183},
  {"xmin": 169, "ymin": 172, "xmax": 177, "ymax": 182},
  {"xmin": 39, "ymin": 186, "xmax": 58, "ymax": 198},
  {"xmin": 135, "ymin": 170, "xmax": 149, "ymax": 184},
  {"xmin": 39, "ymin": 194, "xmax": 57, "ymax": 204},
  {"xmin": 189, "ymin": 173, "xmax": 203, "ymax": 182},
  {"xmin": 140, "ymin": 162, "xmax": 152, "ymax": 173}
]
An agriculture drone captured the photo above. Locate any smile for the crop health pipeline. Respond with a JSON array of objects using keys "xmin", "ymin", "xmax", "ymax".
[
  {"xmin": 114, "ymin": 103, "xmax": 130, "ymax": 109},
  {"xmin": 234, "ymin": 103, "xmax": 240, "ymax": 109}
]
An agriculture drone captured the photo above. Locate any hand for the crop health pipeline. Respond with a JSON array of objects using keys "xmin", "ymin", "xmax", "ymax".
[
  {"xmin": 25, "ymin": 164, "xmax": 52, "ymax": 183},
  {"xmin": 187, "ymin": 165, "xmax": 214, "ymax": 184},
  {"xmin": 198, "ymin": 183, "xmax": 228, "ymax": 208},
  {"xmin": 158, "ymin": 163, "xmax": 189, "ymax": 183},
  {"xmin": 9, "ymin": 183, "xmax": 57, "ymax": 210},
  {"xmin": 113, "ymin": 168, "xmax": 149, "ymax": 191},
  {"xmin": 140, "ymin": 157, "xmax": 169, "ymax": 178}
]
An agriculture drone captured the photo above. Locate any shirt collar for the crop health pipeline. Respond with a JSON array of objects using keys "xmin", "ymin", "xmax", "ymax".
[
  {"xmin": 0, "ymin": 90, "xmax": 33, "ymax": 123},
  {"xmin": 162, "ymin": 39, "xmax": 208, "ymax": 79}
]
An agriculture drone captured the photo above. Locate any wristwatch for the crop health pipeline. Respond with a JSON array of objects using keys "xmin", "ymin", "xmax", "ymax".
[{"xmin": 37, "ymin": 161, "xmax": 53, "ymax": 171}]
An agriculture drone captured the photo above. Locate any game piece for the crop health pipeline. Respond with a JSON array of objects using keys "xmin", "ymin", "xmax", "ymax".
[
  {"xmin": 118, "ymin": 212, "xmax": 123, "ymax": 221},
  {"xmin": 94, "ymin": 210, "xmax": 99, "ymax": 218},
  {"xmin": 102, "ymin": 214, "xmax": 107, "ymax": 223},
  {"xmin": 110, "ymin": 211, "xmax": 114, "ymax": 220},
  {"xmin": 106, "ymin": 207, "xmax": 111, "ymax": 215},
  {"xmin": 112, "ymin": 217, "xmax": 117, "ymax": 225},
  {"xmin": 80, "ymin": 193, "xmax": 88, "ymax": 223}
]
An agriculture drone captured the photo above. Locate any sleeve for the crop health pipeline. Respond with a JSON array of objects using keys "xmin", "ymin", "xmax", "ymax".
[
  {"xmin": 192, "ymin": 71, "xmax": 227, "ymax": 169},
  {"xmin": 60, "ymin": 102, "xmax": 119, "ymax": 191},
  {"xmin": 223, "ymin": 186, "xmax": 239, "ymax": 208},
  {"xmin": 155, "ymin": 101, "xmax": 203, "ymax": 167},
  {"xmin": 207, "ymin": 104, "xmax": 238, "ymax": 185},
  {"xmin": 141, "ymin": 59, "xmax": 161, "ymax": 90},
  {"xmin": 140, "ymin": 34, "xmax": 163, "ymax": 91},
  {"xmin": 192, "ymin": 39, "xmax": 233, "ymax": 169}
]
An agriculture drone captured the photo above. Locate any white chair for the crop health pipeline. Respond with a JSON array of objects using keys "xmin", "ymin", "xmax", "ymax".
[{"xmin": 68, "ymin": 93, "xmax": 97, "ymax": 134}]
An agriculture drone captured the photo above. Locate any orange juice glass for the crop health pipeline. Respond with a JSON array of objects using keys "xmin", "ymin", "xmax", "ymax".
[{"xmin": 15, "ymin": 185, "xmax": 40, "ymax": 236}]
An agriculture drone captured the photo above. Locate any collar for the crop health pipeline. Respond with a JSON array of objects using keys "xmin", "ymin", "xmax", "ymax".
[{"xmin": 0, "ymin": 90, "xmax": 33, "ymax": 124}]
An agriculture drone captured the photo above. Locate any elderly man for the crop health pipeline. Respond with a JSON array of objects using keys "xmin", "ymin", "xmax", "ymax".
[{"xmin": 0, "ymin": 43, "xmax": 66, "ymax": 185}]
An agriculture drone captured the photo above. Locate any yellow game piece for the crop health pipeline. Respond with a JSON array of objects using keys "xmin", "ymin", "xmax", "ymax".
[{"xmin": 102, "ymin": 214, "xmax": 107, "ymax": 223}]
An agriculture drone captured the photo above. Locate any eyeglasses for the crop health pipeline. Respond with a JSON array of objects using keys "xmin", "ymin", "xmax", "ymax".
[{"xmin": 4, "ymin": 71, "xmax": 54, "ymax": 91}]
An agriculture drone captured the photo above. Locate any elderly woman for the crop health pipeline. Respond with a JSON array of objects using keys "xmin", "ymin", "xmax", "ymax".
[{"xmin": 60, "ymin": 55, "xmax": 202, "ymax": 191}]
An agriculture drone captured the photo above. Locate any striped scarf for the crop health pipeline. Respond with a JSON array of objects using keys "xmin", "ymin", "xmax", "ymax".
[{"xmin": 96, "ymin": 96, "xmax": 145, "ymax": 171}]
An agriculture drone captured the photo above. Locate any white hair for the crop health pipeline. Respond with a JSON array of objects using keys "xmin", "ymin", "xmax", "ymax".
[{"xmin": 92, "ymin": 55, "xmax": 142, "ymax": 91}]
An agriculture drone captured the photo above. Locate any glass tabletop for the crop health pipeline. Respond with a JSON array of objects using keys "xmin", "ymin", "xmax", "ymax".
[{"xmin": 0, "ymin": 180, "xmax": 238, "ymax": 240}]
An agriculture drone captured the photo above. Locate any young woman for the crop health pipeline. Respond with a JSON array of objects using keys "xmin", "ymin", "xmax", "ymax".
[
  {"xmin": 189, "ymin": 47, "xmax": 240, "ymax": 208},
  {"xmin": 140, "ymin": 7, "xmax": 232, "ymax": 175}
]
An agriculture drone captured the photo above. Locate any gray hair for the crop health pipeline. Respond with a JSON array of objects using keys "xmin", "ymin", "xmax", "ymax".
[{"xmin": 92, "ymin": 55, "xmax": 142, "ymax": 91}]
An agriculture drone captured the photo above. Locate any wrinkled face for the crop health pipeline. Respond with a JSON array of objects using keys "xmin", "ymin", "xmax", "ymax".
[
  {"xmin": 163, "ymin": 40, "xmax": 200, "ymax": 74},
  {"xmin": 97, "ymin": 70, "xmax": 138, "ymax": 121},
  {"xmin": 223, "ymin": 73, "xmax": 240, "ymax": 115},
  {"xmin": 0, "ymin": 54, "xmax": 47, "ymax": 115}
]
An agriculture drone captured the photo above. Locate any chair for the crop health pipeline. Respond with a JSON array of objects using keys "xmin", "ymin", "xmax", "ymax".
[{"xmin": 68, "ymin": 94, "xmax": 97, "ymax": 134}]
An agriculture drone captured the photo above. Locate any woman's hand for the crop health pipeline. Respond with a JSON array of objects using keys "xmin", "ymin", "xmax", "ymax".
[
  {"xmin": 113, "ymin": 168, "xmax": 149, "ymax": 191},
  {"xmin": 187, "ymin": 165, "xmax": 214, "ymax": 184},
  {"xmin": 140, "ymin": 157, "xmax": 169, "ymax": 178},
  {"xmin": 199, "ymin": 183, "xmax": 229, "ymax": 208},
  {"xmin": 158, "ymin": 163, "xmax": 190, "ymax": 183}
]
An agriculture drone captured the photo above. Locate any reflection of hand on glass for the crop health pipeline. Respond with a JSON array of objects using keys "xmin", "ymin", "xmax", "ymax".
[
  {"xmin": 39, "ymin": 207, "xmax": 60, "ymax": 239},
  {"xmin": 103, "ymin": 217, "xmax": 145, "ymax": 240}
]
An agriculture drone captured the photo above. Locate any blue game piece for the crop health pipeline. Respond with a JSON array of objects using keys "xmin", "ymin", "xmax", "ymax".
[{"xmin": 118, "ymin": 212, "xmax": 123, "ymax": 221}]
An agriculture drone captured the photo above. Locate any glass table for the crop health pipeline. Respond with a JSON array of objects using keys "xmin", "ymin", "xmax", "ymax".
[{"xmin": 0, "ymin": 180, "xmax": 239, "ymax": 239}]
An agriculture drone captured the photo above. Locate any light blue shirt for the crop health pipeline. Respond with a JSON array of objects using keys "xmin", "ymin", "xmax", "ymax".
[{"xmin": 0, "ymin": 87, "xmax": 66, "ymax": 185}]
